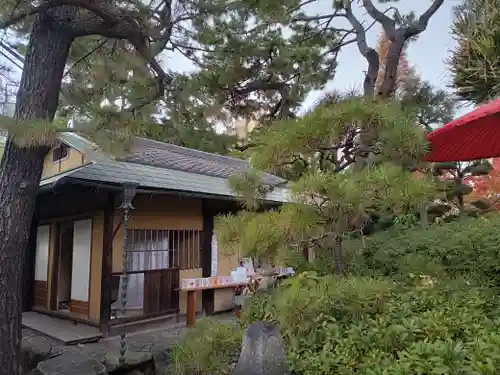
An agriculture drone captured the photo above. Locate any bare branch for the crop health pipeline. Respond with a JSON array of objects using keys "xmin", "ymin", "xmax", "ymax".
[
  {"xmin": 362, "ymin": 0, "xmax": 396, "ymax": 39},
  {"xmin": 343, "ymin": 3, "xmax": 370, "ymax": 57},
  {"xmin": 342, "ymin": 2, "xmax": 379, "ymax": 95},
  {"xmin": 406, "ymin": 0, "xmax": 445, "ymax": 37},
  {"xmin": 234, "ymin": 142, "xmax": 260, "ymax": 152},
  {"xmin": 377, "ymin": 0, "xmax": 444, "ymax": 97}
]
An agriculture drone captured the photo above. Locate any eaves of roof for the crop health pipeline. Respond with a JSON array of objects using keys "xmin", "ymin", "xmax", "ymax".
[{"xmin": 39, "ymin": 159, "xmax": 290, "ymax": 203}]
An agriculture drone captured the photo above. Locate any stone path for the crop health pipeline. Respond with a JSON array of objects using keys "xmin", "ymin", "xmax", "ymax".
[
  {"xmin": 23, "ymin": 312, "xmax": 102, "ymax": 344},
  {"xmin": 22, "ymin": 313, "xmax": 237, "ymax": 374}
]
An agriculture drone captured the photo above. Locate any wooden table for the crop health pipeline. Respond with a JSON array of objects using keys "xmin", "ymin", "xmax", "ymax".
[
  {"xmin": 180, "ymin": 274, "xmax": 291, "ymax": 327},
  {"xmin": 180, "ymin": 283, "xmax": 249, "ymax": 327}
]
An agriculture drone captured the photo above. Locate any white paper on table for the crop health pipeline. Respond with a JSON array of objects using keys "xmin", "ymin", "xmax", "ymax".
[{"xmin": 242, "ymin": 258, "xmax": 255, "ymax": 274}]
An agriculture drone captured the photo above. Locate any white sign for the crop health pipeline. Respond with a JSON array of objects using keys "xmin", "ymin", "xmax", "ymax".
[{"xmin": 211, "ymin": 232, "xmax": 218, "ymax": 276}]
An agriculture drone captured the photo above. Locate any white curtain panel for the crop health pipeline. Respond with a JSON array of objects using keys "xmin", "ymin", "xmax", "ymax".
[{"xmin": 113, "ymin": 231, "xmax": 170, "ymax": 312}]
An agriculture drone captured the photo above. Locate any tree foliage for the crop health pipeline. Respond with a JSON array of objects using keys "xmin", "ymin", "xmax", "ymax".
[
  {"xmin": 449, "ymin": 0, "xmax": 500, "ymax": 103},
  {"xmin": 242, "ymin": 274, "xmax": 500, "ymax": 375},
  {"xmin": 175, "ymin": 214, "xmax": 500, "ymax": 375},
  {"xmin": 466, "ymin": 158, "xmax": 500, "ymax": 209},
  {"xmin": 432, "ymin": 160, "xmax": 492, "ymax": 207},
  {"xmin": 216, "ymin": 97, "xmax": 436, "ymax": 268},
  {"xmin": 214, "ymin": 0, "xmax": 447, "ymax": 270}
]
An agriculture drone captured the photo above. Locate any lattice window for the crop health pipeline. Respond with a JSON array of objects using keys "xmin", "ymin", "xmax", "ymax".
[
  {"xmin": 127, "ymin": 229, "xmax": 202, "ymax": 270},
  {"xmin": 52, "ymin": 144, "xmax": 69, "ymax": 162}
]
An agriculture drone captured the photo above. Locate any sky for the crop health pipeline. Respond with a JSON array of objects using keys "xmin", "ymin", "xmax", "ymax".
[
  {"xmin": 299, "ymin": 0, "xmax": 464, "ymax": 112},
  {"xmin": 160, "ymin": 0, "xmax": 468, "ymax": 117},
  {"xmin": 0, "ymin": 0, "xmax": 467, "ymax": 120}
]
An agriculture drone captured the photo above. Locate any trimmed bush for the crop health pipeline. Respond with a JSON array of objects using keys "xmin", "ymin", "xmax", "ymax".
[
  {"xmin": 343, "ymin": 213, "xmax": 500, "ymax": 285},
  {"xmin": 170, "ymin": 215, "xmax": 500, "ymax": 375},
  {"xmin": 167, "ymin": 318, "xmax": 242, "ymax": 375},
  {"xmin": 242, "ymin": 274, "xmax": 500, "ymax": 375}
]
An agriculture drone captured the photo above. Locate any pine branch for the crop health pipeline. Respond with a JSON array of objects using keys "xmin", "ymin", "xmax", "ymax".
[
  {"xmin": 0, "ymin": 2, "xmax": 56, "ymax": 29},
  {"xmin": 0, "ymin": 0, "xmax": 121, "ymax": 30},
  {"xmin": 63, "ymin": 39, "xmax": 107, "ymax": 77},
  {"xmin": 338, "ymin": 0, "xmax": 444, "ymax": 98},
  {"xmin": 0, "ymin": 0, "xmax": 177, "ymax": 116}
]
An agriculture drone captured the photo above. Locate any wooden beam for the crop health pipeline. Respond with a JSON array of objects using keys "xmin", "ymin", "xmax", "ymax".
[
  {"xmin": 201, "ymin": 199, "xmax": 215, "ymax": 314},
  {"xmin": 99, "ymin": 191, "xmax": 115, "ymax": 336},
  {"xmin": 37, "ymin": 185, "xmax": 109, "ymax": 221}
]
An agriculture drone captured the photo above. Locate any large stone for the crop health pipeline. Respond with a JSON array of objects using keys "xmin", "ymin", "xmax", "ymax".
[
  {"xmin": 151, "ymin": 345, "xmax": 172, "ymax": 375},
  {"xmin": 21, "ymin": 331, "xmax": 64, "ymax": 373},
  {"xmin": 101, "ymin": 350, "xmax": 152, "ymax": 372},
  {"xmin": 34, "ymin": 350, "xmax": 107, "ymax": 375},
  {"xmin": 232, "ymin": 321, "xmax": 289, "ymax": 375}
]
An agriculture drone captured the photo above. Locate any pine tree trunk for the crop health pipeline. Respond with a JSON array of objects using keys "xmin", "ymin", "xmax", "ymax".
[
  {"xmin": 0, "ymin": 11, "xmax": 73, "ymax": 374},
  {"xmin": 376, "ymin": 36, "xmax": 406, "ymax": 98}
]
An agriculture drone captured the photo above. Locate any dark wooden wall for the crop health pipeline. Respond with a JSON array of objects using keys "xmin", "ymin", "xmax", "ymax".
[
  {"xmin": 23, "ymin": 184, "xmax": 114, "ymax": 316},
  {"xmin": 37, "ymin": 184, "xmax": 111, "ymax": 221},
  {"xmin": 201, "ymin": 199, "xmax": 241, "ymax": 314}
]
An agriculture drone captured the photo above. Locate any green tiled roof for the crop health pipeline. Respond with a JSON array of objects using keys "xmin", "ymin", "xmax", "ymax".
[
  {"xmin": 59, "ymin": 132, "xmax": 285, "ymax": 185},
  {"xmin": 40, "ymin": 159, "xmax": 290, "ymax": 203},
  {"xmin": 43, "ymin": 132, "xmax": 290, "ymax": 203}
]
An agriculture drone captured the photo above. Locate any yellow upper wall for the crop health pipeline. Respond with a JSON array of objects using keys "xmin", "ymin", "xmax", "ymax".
[
  {"xmin": 41, "ymin": 141, "xmax": 87, "ymax": 179},
  {"xmin": 112, "ymin": 194, "xmax": 204, "ymax": 273}
]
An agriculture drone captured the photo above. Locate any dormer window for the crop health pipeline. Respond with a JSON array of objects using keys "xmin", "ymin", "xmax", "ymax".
[{"xmin": 52, "ymin": 144, "xmax": 69, "ymax": 162}]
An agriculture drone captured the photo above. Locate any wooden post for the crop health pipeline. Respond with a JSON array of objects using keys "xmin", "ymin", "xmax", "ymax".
[
  {"xmin": 99, "ymin": 191, "xmax": 115, "ymax": 336},
  {"xmin": 186, "ymin": 290, "xmax": 196, "ymax": 327},
  {"xmin": 23, "ymin": 201, "xmax": 39, "ymax": 312},
  {"xmin": 201, "ymin": 199, "xmax": 215, "ymax": 314},
  {"xmin": 48, "ymin": 222, "xmax": 61, "ymax": 311}
]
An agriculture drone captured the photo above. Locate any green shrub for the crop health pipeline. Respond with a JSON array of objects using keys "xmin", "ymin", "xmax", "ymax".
[
  {"xmin": 343, "ymin": 213, "xmax": 500, "ymax": 285},
  {"xmin": 171, "ymin": 215, "xmax": 500, "ymax": 375},
  {"xmin": 167, "ymin": 318, "xmax": 242, "ymax": 375},
  {"xmin": 241, "ymin": 273, "xmax": 500, "ymax": 375}
]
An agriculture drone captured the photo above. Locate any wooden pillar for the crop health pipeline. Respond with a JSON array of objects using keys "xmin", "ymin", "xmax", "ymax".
[
  {"xmin": 22, "ymin": 200, "xmax": 39, "ymax": 312},
  {"xmin": 201, "ymin": 199, "xmax": 215, "ymax": 314},
  {"xmin": 187, "ymin": 290, "xmax": 196, "ymax": 327},
  {"xmin": 48, "ymin": 223, "xmax": 60, "ymax": 311},
  {"xmin": 99, "ymin": 191, "xmax": 115, "ymax": 336}
]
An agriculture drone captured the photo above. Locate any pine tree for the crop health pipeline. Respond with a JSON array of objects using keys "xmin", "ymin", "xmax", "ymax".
[
  {"xmin": 449, "ymin": 0, "xmax": 500, "ymax": 103},
  {"xmin": 431, "ymin": 160, "xmax": 492, "ymax": 210},
  {"xmin": 216, "ymin": 97, "xmax": 435, "ymax": 274},
  {"xmin": 214, "ymin": 1, "xmax": 446, "ymax": 273}
]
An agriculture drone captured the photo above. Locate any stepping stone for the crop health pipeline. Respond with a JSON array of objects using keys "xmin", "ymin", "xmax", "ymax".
[{"xmin": 34, "ymin": 350, "xmax": 107, "ymax": 375}]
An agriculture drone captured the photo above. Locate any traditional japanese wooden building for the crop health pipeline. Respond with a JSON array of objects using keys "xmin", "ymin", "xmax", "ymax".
[{"xmin": 23, "ymin": 132, "xmax": 288, "ymax": 340}]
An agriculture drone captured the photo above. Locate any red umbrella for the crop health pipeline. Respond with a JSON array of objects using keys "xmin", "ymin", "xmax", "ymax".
[{"xmin": 426, "ymin": 99, "xmax": 500, "ymax": 162}]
